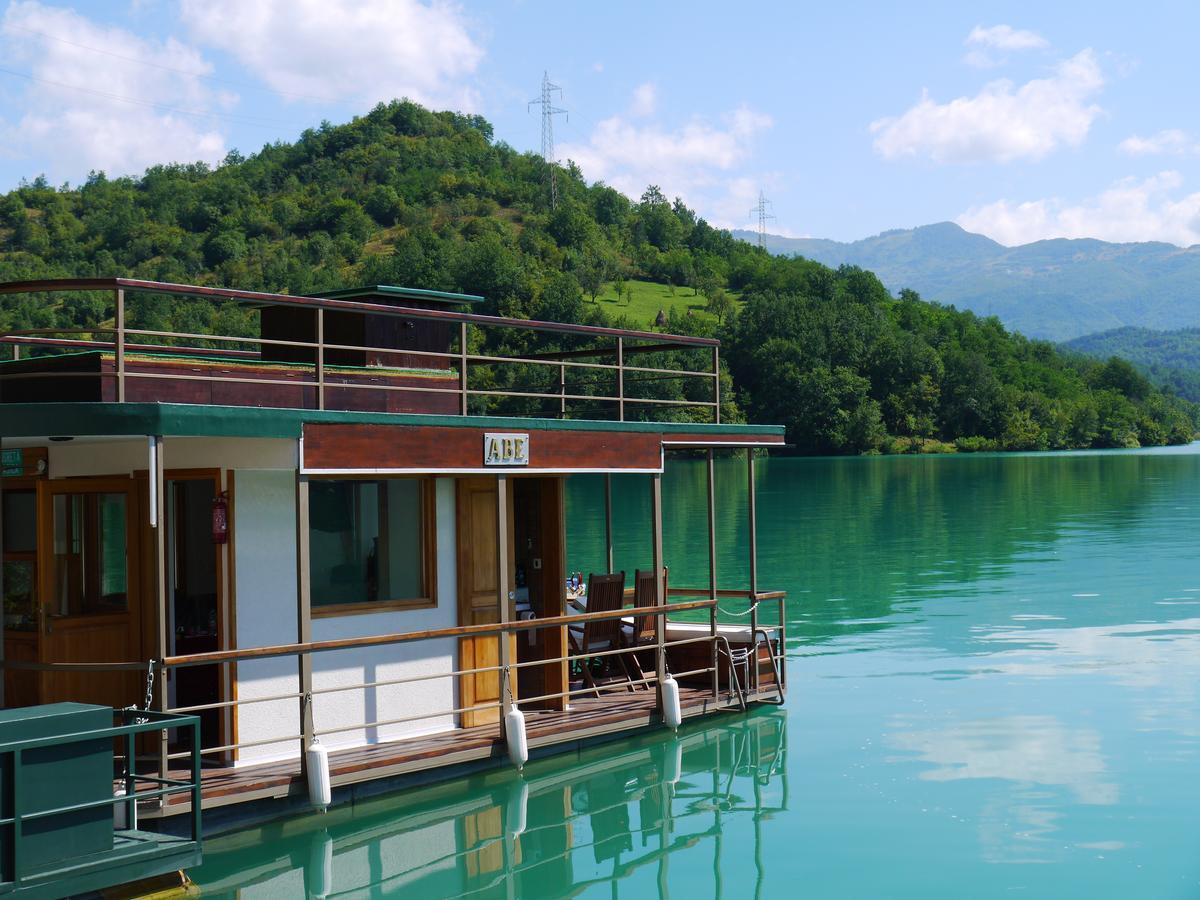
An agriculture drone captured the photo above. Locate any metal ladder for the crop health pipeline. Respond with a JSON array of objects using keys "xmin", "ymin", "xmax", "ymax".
[{"xmin": 716, "ymin": 628, "xmax": 784, "ymax": 710}]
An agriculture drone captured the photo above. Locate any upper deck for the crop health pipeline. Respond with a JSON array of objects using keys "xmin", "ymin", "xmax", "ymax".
[{"xmin": 0, "ymin": 277, "xmax": 732, "ymax": 429}]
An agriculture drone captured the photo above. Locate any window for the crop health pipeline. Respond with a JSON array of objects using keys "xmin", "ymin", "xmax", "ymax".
[
  {"xmin": 49, "ymin": 491, "xmax": 129, "ymax": 616},
  {"xmin": 3, "ymin": 489, "xmax": 37, "ymax": 631},
  {"xmin": 309, "ymin": 478, "xmax": 435, "ymax": 613}
]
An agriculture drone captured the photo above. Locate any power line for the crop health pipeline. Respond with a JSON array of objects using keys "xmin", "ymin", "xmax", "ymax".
[
  {"xmin": 528, "ymin": 71, "xmax": 567, "ymax": 208},
  {"xmin": 748, "ymin": 190, "xmax": 776, "ymax": 250}
]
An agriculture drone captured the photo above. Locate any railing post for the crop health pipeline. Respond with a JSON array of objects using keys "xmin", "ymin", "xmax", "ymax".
[
  {"xmin": 650, "ymin": 472, "xmax": 665, "ymax": 715},
  {"xmin": 0, "ymin": 435, "xmax": 5, "ymax": 709},
  {"xmin": 11, "ymin": 750, "xmax": 21, "ymax": 886},
  {"xmin": 316, "ymin": 308, "xmax": 325, "ymax": 411},
  {"xmin": 497, "ymin": 474, "xmax": 513, "ymax": 734},
  {"xmin": 115, "ymin": 287, "xmax": 125, "ymax": 402},
  {"xmin": 459, "ymin": 321, "xmax": 469, "ymax": 416},
  {"xmin": 150, "ymin": 435, "xmax": 169, "ymax": 786},
  {"xmin": 296, "ymin": 470, "xmax": 314, "ymax": 766},
  {"xmin": 707, "ymin": 448, "xmax": 718, "ymax": 699},
  {"xmin": 617, "ymin": 337, "xmax": 625, "ymax": 421},
  {"xmin": 713, "ymin": 345, "xmax": 720, "ymax": 424},
  {"xmin": 11, "ymin": 343, "xmax": 18, "ymax": 361},
  {"xmin": 559, "ymin": 361, "xmax": 567, "ymax": 418}
]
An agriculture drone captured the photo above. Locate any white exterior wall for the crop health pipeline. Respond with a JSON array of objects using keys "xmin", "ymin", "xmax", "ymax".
[
  {"xmin": 311, "ymin": 476, "xmax": 459, "ymax": 749},
  {"xmin": 230, "ymin": 468, "xmax": 302, "ymax": 765},
  {"xmin": 44, "ymin": 434, "xmax": 460, "ymax": 766},
  {"xmin": 233, "ymin": 472, "xmax": 460, "ymax": 765}
]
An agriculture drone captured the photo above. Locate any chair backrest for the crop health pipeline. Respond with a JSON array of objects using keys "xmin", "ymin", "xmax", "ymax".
[
  {"xmin": 632, "ymin": 567, "xmax": 668, "ymax": 644},
  {"xmin": 581, "ymin": 571, "xmax": 626, "ymax": 651}
]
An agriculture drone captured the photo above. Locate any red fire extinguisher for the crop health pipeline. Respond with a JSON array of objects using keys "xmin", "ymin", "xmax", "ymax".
[{"xmin": 212, "ymin": 491, "xmax": 229, "ymax": 544}]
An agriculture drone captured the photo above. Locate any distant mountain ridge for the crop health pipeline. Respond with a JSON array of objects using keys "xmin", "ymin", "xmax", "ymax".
[
  {"xmin": 1064, "ymin": 325, "xmax": 1200, "ymax": 403},
  {"xmin": 731, "ymin": 223, "xmax": 1200, "ymax": 341}
]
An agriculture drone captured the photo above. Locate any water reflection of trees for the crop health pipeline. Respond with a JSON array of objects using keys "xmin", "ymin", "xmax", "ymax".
[
  {"xmin": 566, "ymin": 453, "xmax": 1196, "ymax": 645},
  {"xmin": 192, "ymin": 710, "xmax": 789, "ymax": 899}
]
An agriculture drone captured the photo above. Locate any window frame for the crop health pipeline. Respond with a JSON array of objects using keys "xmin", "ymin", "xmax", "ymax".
[{"xmin": 309, "ymin": 476, "xmax": 438, "ymax": 618}]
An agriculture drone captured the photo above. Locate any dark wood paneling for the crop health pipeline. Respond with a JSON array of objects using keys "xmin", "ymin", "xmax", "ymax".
[{"xmin": 304, "ymin": 423, "xmax": 663, "ymax": 471}]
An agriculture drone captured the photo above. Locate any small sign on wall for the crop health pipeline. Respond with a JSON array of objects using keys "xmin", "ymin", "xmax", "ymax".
[{"xmin": 484, "ymin": 433, "xmax": 530, "ymax": 467}]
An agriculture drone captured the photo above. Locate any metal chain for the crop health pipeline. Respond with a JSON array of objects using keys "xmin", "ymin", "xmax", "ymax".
[{"xmin": 143, "ymin": 660, "xmax": 157, "ymax": 711}]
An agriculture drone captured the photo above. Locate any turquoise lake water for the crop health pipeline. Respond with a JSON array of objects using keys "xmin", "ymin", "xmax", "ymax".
[{"xmin": 191, "ymin": 446, "xmax": 1200, "ymax": 897}]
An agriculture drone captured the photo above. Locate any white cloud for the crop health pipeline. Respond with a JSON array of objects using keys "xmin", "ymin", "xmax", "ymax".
[
  {"xmin": 1119, "ymin": 128, "xmax": 1199, "ymax": 156},
  {"xmin": 180, "ymin": 0, "xmax": 483, "ymax": 110},
  {"xmin": 630, "ymin": 82, "xmax": 657, "ymax": 117},
  {"xmin": 558, "ymin": 91, "xmax": 772, "ymax": 228},
  {"xmin": 958, "ymin": 171, "xmax": 1200, "ymax": 246},
  {"xmin": 0, "ymin": 1, "xmax": 227, "ymax": 181},
  {"xmin": 963, "ymin": 25, "xmax": 1049, "ymax": 69},
  {"xmin": 966, "ymin": 24, "xmax": 1048, "ymax": 51},
  {"xmin": 872, "ymin": 49, "xmax": 1103, "ymax": 164}
]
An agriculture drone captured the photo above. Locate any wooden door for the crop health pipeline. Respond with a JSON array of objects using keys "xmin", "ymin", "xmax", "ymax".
[
  {"xmin": 456, "ymin": 477, "xmax": 515, "ymax": 727},
  {"xmin": 37, "ymin": 478, "xmax": 142, "ymax": 707}
]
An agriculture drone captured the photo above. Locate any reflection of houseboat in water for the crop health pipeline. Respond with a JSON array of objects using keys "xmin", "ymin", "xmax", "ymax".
[
  {"xmin": 192, "ymin": 710, "xmax": 788, "ymax": 898},
  {"xmin": 0, "ymin": 277, "xmax": 786, "ymax": 891}
]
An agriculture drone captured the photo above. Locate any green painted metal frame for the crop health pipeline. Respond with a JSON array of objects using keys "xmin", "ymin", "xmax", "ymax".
[
  {"xmin": 0, "ymin": 401, "xmax": 786, "ymax": 441},
  {"xmin": 0, "ymin": 708, "xmax": 202, "ymax": 898}
]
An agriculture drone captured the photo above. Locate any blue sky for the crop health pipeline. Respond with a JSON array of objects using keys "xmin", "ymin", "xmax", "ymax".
[{"xmin": 2, "ymin": 1, "xmax": 1199, "ymax": 246}]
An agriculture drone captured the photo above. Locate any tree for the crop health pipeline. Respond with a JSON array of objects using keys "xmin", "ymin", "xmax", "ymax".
[{"xmin": 705, "ymin": 288, "xmax": 735, "ymax": 325}]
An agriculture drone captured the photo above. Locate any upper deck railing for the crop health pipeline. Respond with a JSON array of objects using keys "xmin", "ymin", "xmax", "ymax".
[{"xmin": 0, "ymin": 278, "xmax": 722, "ymax": 423}]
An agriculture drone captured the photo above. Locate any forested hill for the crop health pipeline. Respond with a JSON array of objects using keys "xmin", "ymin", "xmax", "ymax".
[
  {"xmin": 0, "ymin": 100, "xmax": 1194, "ymax": 453},
  {"xmin": 1065, "ymin": 326, "xmax": 1200, "ymax": 403}
]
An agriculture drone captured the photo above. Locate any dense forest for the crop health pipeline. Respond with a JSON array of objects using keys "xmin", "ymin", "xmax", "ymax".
[
  {"xmin": 1065, "ymin": 326, "xmax": 1200, "ymax": 404},
  {"xmin": 0, "ymin": 100, "xmax": 1194, "ymax": 453}
]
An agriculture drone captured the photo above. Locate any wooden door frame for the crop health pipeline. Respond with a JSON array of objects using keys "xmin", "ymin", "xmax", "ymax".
[
  {"xmin": 456, "ymin": 476, "xmax": 516, "ymax": 728},
  {"xmin": 36, "ymin": 475, "xmax": 142, "ymax": 704},
  {"xmin": 135, "ymin": 467, "xmax": 233, "ymax": 756}
]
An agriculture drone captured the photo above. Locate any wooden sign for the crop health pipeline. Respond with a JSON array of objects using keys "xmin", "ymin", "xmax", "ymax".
[{"xmin": 484, "ymin": 433, "xmax": 529, "ymax": 467}]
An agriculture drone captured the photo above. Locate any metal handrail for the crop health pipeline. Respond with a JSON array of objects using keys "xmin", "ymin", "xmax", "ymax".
[{"xmin": 0, "ymin": 277, "xmax": 722, "ymax": 422}]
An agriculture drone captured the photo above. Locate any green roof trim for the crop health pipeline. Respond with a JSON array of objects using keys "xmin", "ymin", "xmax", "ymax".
[
  {"xmin": 312, "ymin": 285, "xmax": 484, "ymax": 305},
  {"xmin": 0, "ymin": 402, "xmax": 785, "ymax": 441}
]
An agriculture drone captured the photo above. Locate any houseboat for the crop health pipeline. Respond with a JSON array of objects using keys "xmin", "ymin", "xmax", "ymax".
[{"xmin": 0, "ymin": 277, "xmax": 787, "ymax": 843}]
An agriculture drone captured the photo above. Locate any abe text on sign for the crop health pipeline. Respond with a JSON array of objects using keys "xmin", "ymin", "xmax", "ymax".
[{"xmin": 484, "ymin": 433, "xmax": 530, "ymax": 467}]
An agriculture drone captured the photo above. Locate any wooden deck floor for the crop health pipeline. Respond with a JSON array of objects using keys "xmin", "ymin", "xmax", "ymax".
[{"xmin": 153, "ymin": 684, "xmax": 744, "ymax": 815}]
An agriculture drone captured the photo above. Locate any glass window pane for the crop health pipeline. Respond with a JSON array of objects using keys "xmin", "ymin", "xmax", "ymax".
[
  {"xmin": 2, "ymin": 559, "xmax": 36, "ymax": 631},
  {"xmin": 50, "ymin": 491, "xmax": 128, "ymax": 616},
  {"xmin": 310, "ymin": 479, "xmax": 426, "ymax": 608},
  {"xmin": 2, "ymin": 490, "xmax": 36, "ymax": 553}
]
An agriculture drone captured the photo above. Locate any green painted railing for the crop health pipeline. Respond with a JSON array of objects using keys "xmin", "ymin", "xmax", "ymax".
[{"xmin": 0, "ymin": 708, "xmax": 202, "ymax": 897}]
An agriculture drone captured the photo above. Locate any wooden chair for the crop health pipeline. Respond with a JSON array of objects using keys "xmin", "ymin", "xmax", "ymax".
[
  {"xmin": 568, "ymin": 571, "xmax": 629, "ymax": 695},
  {"xmin": 623, "ymin": 567, "xmax": 667, "ymax": 689}
]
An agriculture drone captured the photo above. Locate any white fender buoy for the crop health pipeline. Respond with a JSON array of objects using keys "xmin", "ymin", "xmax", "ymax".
[
  {"xmin": 307, "ymin": 829, "xmax": 333, "ymax": 899},
  {"xmin": 662, "ymin": 676, "xmax": 682, "ymax": 730},
  {"xmin": 663, "ymin": 738, "xmax": 683, "ymax": 786},
  {"xmin": 506, "ymin": 777, "xmax": 529, "ymax": 837},
  {"xmin": 505, "ymin": 706, "xmax": 528, "ymax": 769},
  {"xmin": 307, "ymin": 738, "xmax": 332, "ymax": 810}
]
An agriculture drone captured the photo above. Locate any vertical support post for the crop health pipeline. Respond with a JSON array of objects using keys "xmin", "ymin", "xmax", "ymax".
[
  {"xmin": 115, "ymin": 288, "xmax": 126, "ymax": 403},
  {"xmin": 296, "ymin": 469, "xmax": 313, "ymax": 767},
  {"xmin": 707, "ymin": 448, "xmax": 719, "ymax": 700},
  {"xmin": 150, "ymin": 435, "xmax": 168, "ymax": 782},
  {"xmin": 315, "ymin": 308, "xmax": 325, "ymax": 411},
  {"xmin": 713, "ymin": 345, "xmax": 721, "ymax": 424},
  {"xmin": 0, "ymin": 435, "xmax": 5, "ymax": 708},
  {"xmin": 616, "ymin": 337, "xmax": 625, "ymax": 422},
  {"xmin": 650, "ymin": 473, "xmax": 664, "ymax": 714},
  {"xmin": 604, "ymin": 473, "xmax": 614, "ymax": 574},
  {"xmin": 496, "ymin": 474, "xmax": 513, "ymax": 734},
  {"xmin": 10, "ymin": 343, "xmax": 18, "ymax": 360},
  {"xmin": 559, "ymin": 362, "xmax": 567, "ymax": 419},
  {"xmin": 748, "ymin": 450, "xmax": 760, "ymax": 693},
  {"xmin": 459, "ymin": 321, "xmax": 469, "ymax": 416}
]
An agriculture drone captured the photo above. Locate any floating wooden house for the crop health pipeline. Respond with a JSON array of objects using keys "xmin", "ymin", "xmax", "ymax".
[{"xmin": 0, "ymin": 277, "xmax": 787, "ymax": 834}]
